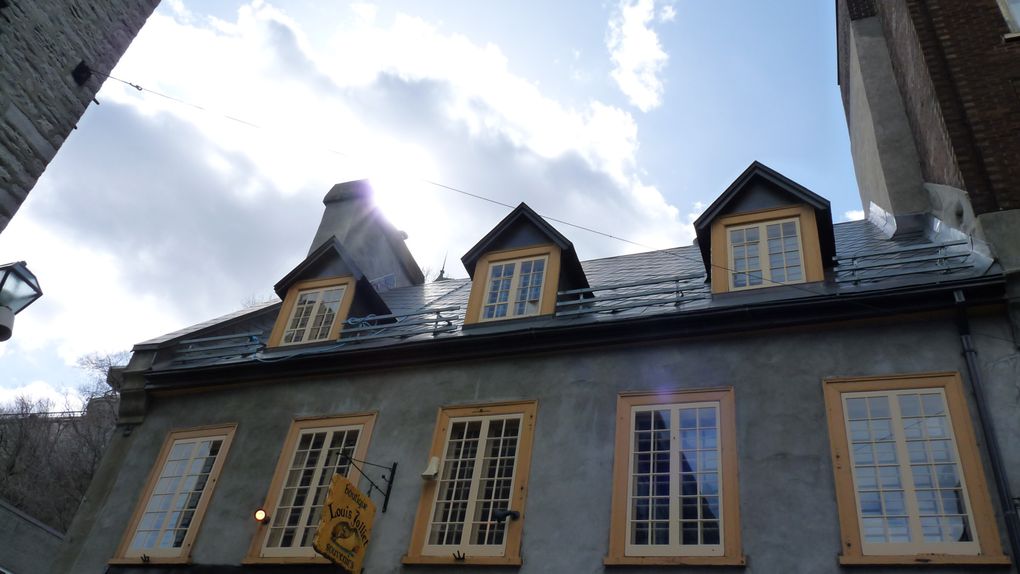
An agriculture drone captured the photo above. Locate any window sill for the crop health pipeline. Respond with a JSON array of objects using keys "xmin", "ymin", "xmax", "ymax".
[
  {"xmin": 402, "ymin": 554, "xmax": 522, "ymax": 567},
  {"xmin": 1004, "ymin": 31, "xmax": 1020, "ymax": 42},
  {"xmin": 241, "ymin": 555, "xmax": 331, "ymax": 565},
  {"xmin": 604, "ymin": 555, "xmax": 746, "ymax": 567},
  {"xmin": 838, "ymin": 554, "xmax": 1011, "ymax": 566},
  {"xmin": 108, "ymin": 556, "xmax": 189, "ymax": 566}
]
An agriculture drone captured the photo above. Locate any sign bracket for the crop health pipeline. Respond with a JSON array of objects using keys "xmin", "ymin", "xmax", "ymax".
[{"xmin": 339, "ymin": 454, "xmax": 398, "ymax": 513}]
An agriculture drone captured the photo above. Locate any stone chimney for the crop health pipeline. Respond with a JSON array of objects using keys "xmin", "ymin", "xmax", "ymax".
[{"xmin": 308, "ymin": 180, "xmax": 424, "ymax": 289}]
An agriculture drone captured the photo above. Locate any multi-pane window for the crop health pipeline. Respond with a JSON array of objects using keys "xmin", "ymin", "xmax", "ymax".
[
  {"xmin": 117, "ymin": 426, "xmax": 235, "ymax": 561},
  {"xmin": 607, "ymin": 389, "xmax": 743, "ymax": 566},
  {"xmin": 406, "ymin": 402, "xmax": 537, "ymax": 565},
  {"xmin": 480, "ymin": 257, "xmax": 546, "ymax": 321},
  {"xmin": 282, "ymin": 285, "xmax": 346, "ymax": 345},
  {"xmin": 264, "ymin": 426, "xmax": 361, "ymax": 553},
  {"xmin": 728, "ymin": 218, "xmax": 803, "ymax": 290},
  {"xmin": 249, "ymin": 415, "xmax": 375, "ymax": 562},
  {"xmin": 426, "ymin": 415, "xmax": 520, "ymax": 555},
  {"xmin": 824, "ymin": 373, "xmax": 1008, "ymax": 565},
  {"xmin": 843, "ymin": 389, "xmax": 978, "ymax": 553},
  {"xmin": 627, "ymin": 403, "xmax": 722, "ymax": 556}
]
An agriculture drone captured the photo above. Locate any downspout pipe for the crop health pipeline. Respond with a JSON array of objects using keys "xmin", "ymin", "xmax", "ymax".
[{"xmin": 953, "ymin": 289, "xmax": 1020, "ymax": 562}]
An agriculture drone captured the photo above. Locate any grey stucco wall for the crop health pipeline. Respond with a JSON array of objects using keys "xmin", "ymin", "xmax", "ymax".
[
  {"xmin": 0, "ymin": 499, "xmax": 65, "ymax": 574},
  {"xmin": 65, "ymin": 313, "xmax": 1020, "ymax": 573},
  {"xmin": 0, "ymin": 0, "xmax": 159, "ymax": 232}
]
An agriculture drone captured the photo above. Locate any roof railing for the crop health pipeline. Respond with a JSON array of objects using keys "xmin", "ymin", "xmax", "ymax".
[
  {"xmin": 834, "ymin": 239, "xmax": 973, "ymax": 285},
  {"xmin": 341, "ymin": 306, "xmax": 461, "ymax": 343},
  {"xmin": 556, "ymin": 273, "xmax": 707, "ymax": 317},
  {"xmin": 171, "ymin": 331, "xmax": 265, "ymax": 365}
]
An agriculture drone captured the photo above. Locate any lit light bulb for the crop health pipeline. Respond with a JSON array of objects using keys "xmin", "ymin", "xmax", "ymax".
[{"xmin": 254, "ymin": 508, "xmax": 268, "ymax": 522}]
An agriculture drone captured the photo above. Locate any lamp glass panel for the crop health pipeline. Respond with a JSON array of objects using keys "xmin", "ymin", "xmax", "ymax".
[{"xmin": 0, "ymin": 268, "xmax": 40, "ymax": 312}]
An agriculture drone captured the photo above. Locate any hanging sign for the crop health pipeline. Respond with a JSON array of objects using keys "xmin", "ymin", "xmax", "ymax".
[{"xmin": 313, "ymin": 474, "xmax": 376, "ymax": 573}]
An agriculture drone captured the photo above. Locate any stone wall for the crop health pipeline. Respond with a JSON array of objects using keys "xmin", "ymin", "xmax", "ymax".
[{"xmin": 0, "ymin": 0, "xmax": 159, "ymax": 232}]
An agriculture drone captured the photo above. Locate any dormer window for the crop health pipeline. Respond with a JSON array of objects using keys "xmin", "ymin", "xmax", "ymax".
[
  {"xmin": 267, "ymin": 236, "xmax": 396, "ymax": 348},
  {"xmin": 281, "ymin": 283, "xmax": 348, "ymax": 344},
  {"xmin": 727, "ymin": 217, "xmax": 805, "ymax": 290},
  {"xmin": 693, "ymin": 162, "xmax": 836, "ymax": 295},
  {"xmin": 268, "ymin": 276, "xmax": 357, "ymax": 348},
  {"xmin": 461, "ymin": 203, "xmax": 591, "ymax": 326},
  {"xmin": 482, "ymin": 255, "xmax": 548, "ymax": 321}
]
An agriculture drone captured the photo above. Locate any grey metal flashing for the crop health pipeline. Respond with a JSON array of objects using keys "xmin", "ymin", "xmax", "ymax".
[
  {"xmin": 143, "ymin": 274, "xmax": 1006, "ymax": 389},
  {"xmin": 132, "ymin": 301, "xmax": 280, "ymax": 351},
  {"xmin": 142, "ymin": 219, "xmax": 1006, "ymax": 370},
  {"xmin": 0, "ymin": 498, "xmax": 65, "ymax": 539}
]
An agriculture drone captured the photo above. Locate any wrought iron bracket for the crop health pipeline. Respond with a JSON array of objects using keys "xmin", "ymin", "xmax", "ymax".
[{"xmin": 338, "ymin": 454, "xmax": 398, "ymax": 513}]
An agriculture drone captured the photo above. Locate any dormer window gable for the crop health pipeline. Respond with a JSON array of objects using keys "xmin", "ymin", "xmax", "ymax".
[
  {"xmin": 461, "ymin": 203, "xmax": 590, "ymax": 325},
  {"xmin": 267, "ymin": 237, "xmax": 392, "ymax": 347},
  {"xmin": 693, "ymin": 162, "xmax": 836, "ymax": 294}
]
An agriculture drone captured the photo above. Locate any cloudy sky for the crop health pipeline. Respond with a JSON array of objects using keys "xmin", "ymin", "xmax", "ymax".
[{"xmin": 0, "ymin": 0, "xmax": 861, "ymax": 406}]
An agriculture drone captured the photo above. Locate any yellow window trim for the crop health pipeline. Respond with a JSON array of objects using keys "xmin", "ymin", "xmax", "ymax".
[
  {"xmin": 823, "ymin": 372, "xmax": 1010, "ymax": 566},
  {"xmin": 267, "ymin": 276, "xmax": 357, "ymax": 347},
  {"xmin": 464, "ymin": 244, "xmax": 561, "ymax": 325},
  {"xmin": 710, "ymin": 205, "xmax": 823, "ymax": 294},
  {"xmin": 244, "ymin": 412, "xmax": 377, "ymax": 564},
  {"xmin": 403, "ymin": 400, "xmax": 538, "ymax": 566},
  {"xmin": 605, "ymin": 388, "xmax": 745, "ymax": 566},
  {"xmin": 110, "ymin": 424, "xmax": 237, "ymax": 565}
]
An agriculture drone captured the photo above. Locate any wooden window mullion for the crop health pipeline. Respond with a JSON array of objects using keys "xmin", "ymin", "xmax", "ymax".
[
  {"xmin": 669, "ymin": 406, "xmax": 681, "ymax": 549},
  {"xmin": 888, "ymin": 393, "xmax": 924, "ymax": 544}
]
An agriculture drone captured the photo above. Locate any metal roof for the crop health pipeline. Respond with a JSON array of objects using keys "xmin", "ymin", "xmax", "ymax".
[{"xmin": 143, "ymin": 219, "xmax": 999, "ymax": 370}]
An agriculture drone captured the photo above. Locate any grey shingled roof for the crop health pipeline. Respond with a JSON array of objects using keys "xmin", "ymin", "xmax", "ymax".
[{"xmin": 145, "ymin": 219, "xmax": 999, "ymax": 369}]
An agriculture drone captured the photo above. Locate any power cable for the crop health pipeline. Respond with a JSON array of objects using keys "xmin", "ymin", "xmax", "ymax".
[{"xmin": 84, "ymin": 65, "xmax": 1014, "ymax": 340}]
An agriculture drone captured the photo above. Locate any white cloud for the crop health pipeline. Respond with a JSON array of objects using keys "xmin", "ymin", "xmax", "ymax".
[
  {"xmin": 844, "ymin": 209, "xmax": 865, "ymax": 221},
  {"xmin": 0, "ymin": 380, "xmax": 83, "ymax": 411},
  {"xmin": 3, "ymin": 1, "xmax": 695, "ymax": 393},
  {"xmin": 659, "ymin": 4, "xmax": 676, "ymax": 23},
  {"xmin": 607, "ymin": 0, "xmax": 669, "ymax": 112}
]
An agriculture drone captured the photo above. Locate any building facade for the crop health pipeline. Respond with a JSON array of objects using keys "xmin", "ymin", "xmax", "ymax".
[
  {"xmin": 54, "ymin": 167, "xmax": 1020, "ymax": 573},
  {"xmin": 0, "ymin": 0, "xmax": 160, "ymax": 233}
]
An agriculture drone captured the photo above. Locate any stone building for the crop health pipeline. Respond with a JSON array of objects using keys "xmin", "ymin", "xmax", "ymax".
[
  {"xmin": 54, "ymin": 165, "xmax": 1020, "ymax": 572},
  {"xmin": 0, "ymin": 0, "xmax": 160, "ymax": 233},
  {"xmin": 50, "ymin": 1, "xmax": 1020, "ymax": 572}
]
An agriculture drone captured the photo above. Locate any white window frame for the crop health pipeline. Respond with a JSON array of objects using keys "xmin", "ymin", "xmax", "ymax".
[
  {"xmin": 422, "ymin": 413, "xmax": 523, "ymax": 557},
  {"xmin": 478, "ymin": 255, "xmax": 549, "ymax": 322},
  {"xmin": 726, "ymin": 217, "xmax": 805, "ymax": 291},
  {"xmin": 260, "ymin": 423, "xmax": 367, "ymax": 558},
  {"xmin": 841, "ymin": 388, "xmax": 980, "ymax": 556},
  {"xmin": 280, "ymin": 284, "xmax": 348, "ymax": 345},
  {"xmin": 625, "ymin": 401, "xmax": 724, "ymax": 557},
  {"xmin": 115, "ymin": 425, "xmax": 235, "ymax": 563}
]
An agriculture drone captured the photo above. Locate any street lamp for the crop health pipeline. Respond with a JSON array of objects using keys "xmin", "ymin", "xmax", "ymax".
[{"xmin": 0, "ymin": 261, "xmax": 43, "ymax": 342}]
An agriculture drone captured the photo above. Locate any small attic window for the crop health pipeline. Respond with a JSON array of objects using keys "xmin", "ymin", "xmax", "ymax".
[
  {"xmin": 727, "ymin": 217, "xmax": 805, "ymax": 290},
  {"xmin": 481, "ymin": 254, "xmax": 548, "ymax": 321},
  {"xmin": 467, "ymin": 246, "xmax": 559, "ymax": 324},
  {"xmin": 693, "ymin": 162, "xmax": 836, "ymax": 295},
  {"xmin": 714, "ymin": 206, "xmax": 820, "ymax": 293},
  {"xmin": 461, "ymin": 202, "xmax": 591, "ymax": 326},
  {"xmin": 269, "ymin": 277, "xmax": 356, "ymax": 347}
]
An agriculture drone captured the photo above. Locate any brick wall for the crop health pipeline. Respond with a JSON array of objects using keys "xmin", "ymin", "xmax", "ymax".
[
  {"xmin": 879, "ymin": 0, "xmax": 1020, "ymax": 214},
  {"xmin": 0, "ymin": 0, "xmax": 160, "ymax": 233},
  {"xmin": 878, "ymin": 0, "xmax": 966, "ymax": 193}
]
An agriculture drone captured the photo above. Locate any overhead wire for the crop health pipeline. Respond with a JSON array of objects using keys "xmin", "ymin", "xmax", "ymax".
[{"xmin": 84, "ymin": 65, "xmax": 1017, "ymax": 343}]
